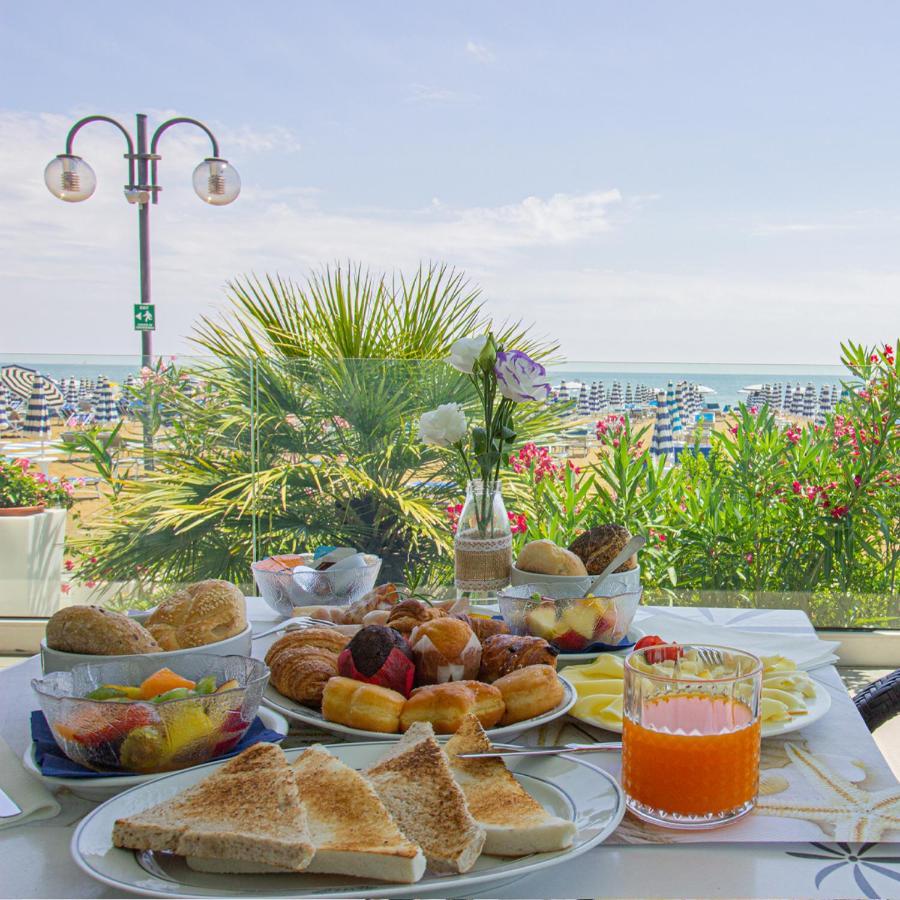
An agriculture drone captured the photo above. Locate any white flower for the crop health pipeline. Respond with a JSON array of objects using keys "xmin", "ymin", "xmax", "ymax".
[
  {"xmin": 447, "ymin": 335, "xmax": 489, "ymax": 374},
  {"xmin": 418, "ymin": 403, "xmax": 468, "ymax": 447}
]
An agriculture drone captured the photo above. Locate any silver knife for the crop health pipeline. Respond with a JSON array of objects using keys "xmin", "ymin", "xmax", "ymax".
[
  {"xmin": 0, "ymin": 786, "xmax": 21, "ymax": 818},
  {"xmin": 456, "ymin": 742, "xmax": 622, "ymax": 759}
]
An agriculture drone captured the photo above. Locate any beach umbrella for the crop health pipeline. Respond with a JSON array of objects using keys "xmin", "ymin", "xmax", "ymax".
[
  {"xmin": 577, "ymin": 383, "xmax": 590, "ymax": 414},
  {"xmin": 674, "ymin": 381, "xmax": 688, "ymax": 431},
  {"xmin": 557, "ymin": 382, "xmax": 568, "ymax": 404},
  {"xmin": 608, "ymin": 381, "xmax": 621, "ymax": 409},
  {"xmin": 802, "ymin": 383, "xmax": 816, "ymax": 419},
  {"xmin": 651, "ymin": 392, "xmax": 674, "ymax": 460},
  {"xmin": 64, "ymin": 381, "xmax": 78, "ymax": 406},
  {"xmin": 624, "ymin": 383, "xmax": 634, "ymax": 407},
  {"xmin": 23, "ymin": 375, "xmax": 51, "ymax": 442},
  {"xmin": 818, "ymin": 385, "xmax": 831, "ymax": 416},
  {"xmin": 124, "ymin": 373, "xmax": 136, "ymax": 389},
  {"xmin": 596, "ymin": 382, "xmax": 606, "ymax": 410},
  {"xmin": 666, "ymin": 382, "xmax": 681, "ymax": 433},
  {"xmin": 0, "ymin": 365, "xmax": 64, "ymax": 407},
  {"xmin": 0, "ymin": 387, "xmax": 9, "ymax": 433},
  {"xmin": 94, "ymin": 375, "xmax": 119, "ymax": 424},
  {"xmin": 791, "ymin": 383, "xmax": 805, "ymax": 415},
  {"xmin": 782, "ymin": 383, "xmax": 792, "ymax": 411}
]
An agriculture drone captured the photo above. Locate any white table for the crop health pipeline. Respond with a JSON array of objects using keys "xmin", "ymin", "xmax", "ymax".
[{"xmin": 2, "ymin": 604, "xmax": 900, "ymax": 899}]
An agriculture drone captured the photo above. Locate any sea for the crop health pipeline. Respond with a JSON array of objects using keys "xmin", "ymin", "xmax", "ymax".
[{"xmin": 1, "ymin": 354, "xmax": 845, "ymax": 412}]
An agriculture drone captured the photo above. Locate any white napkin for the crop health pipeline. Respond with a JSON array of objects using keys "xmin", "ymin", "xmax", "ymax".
[
  {"xmin": 0, "ymin": 736, "xmax": 60, "ymax": 831},
  {"xmin": 635, "ymin": 612, "xmax": 840, "ymax": 670}
]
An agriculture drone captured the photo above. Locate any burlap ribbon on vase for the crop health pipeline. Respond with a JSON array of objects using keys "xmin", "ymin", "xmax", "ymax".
[{"xmin": 454, "ymin": 530, "xmax": 512, "ymax": 591}]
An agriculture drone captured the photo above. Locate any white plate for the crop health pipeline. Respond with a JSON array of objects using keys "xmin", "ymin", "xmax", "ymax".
[
  {"xmin": 71, "ymin": 741, "xmax": 625, "ymax": 899},
  {"xmin": 570, "ymin": 678, "xmax": 832, "ymax": 738},
  {"xmin": 262, "ymin": 676, "xmax": 576, "ymax": 742},
  {"xmin": 24, "ymin": 707, "xmax": 289, "ymax": 802}
]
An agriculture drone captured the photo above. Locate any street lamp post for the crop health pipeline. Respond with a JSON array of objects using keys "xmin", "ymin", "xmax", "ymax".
[{"xmin": 44, "ymin": 112, "xmax": 240, "ymax": 368}]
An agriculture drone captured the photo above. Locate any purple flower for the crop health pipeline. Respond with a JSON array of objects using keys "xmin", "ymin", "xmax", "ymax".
[{"xmin": 494, "ymin": 350, "xmax": 551, "ymax": 402}]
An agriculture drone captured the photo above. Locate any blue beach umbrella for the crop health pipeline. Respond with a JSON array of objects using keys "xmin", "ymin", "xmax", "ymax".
[
  {"xmin": 791, "ymin": 383, "xmax": 805, "ymax": 415},
  {"xmin": 802, "ymin": 383, "xmax": 817, "ymax": 419},
  {"xmin": 651, "ymin": 391, "xmax": 674, "ymax": 460},
  {"xmin": 666, "ymin": 382, "xmax": 681, "ymax": 433},
  {"xmin": 782, "ymin": 383, "xmax": 792, "ymax": 411},
  {"xmin": 609, "ymin": 381, "xmax": 623, "ymax": 409}
]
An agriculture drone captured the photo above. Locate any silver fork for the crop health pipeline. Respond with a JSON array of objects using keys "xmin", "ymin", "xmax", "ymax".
[
  {"xmin": 698, "ymin": 647, "xmax": 725, "ymax": 668},
  {"xmin": 252, "ymin": 616, "xmax": 339, "ymax": 640}
]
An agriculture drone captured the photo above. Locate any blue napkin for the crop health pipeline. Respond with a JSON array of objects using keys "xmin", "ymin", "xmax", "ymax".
[{"xmin": 30, "ymin": 711, "xmax": 285, "ymax": 778}]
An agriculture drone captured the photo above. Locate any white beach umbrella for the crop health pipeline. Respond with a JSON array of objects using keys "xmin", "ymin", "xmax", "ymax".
[
  {"xmin": 23, "ymin": 375, "xmax": 51, "ymax": 442},
  {"xmin": 782, "ymin": 383, "xmax": 792, "ymax": 411},
  {"xmin": 818, "ymin": 385, "xmax": 831, "ymax": 416},
  {"xmin": 0, "ymin": 365, "xmax": 65, "ymax": 407},
  {"xmin": 666, "ymin": 382, "xmax": 681, "ymax": 432},
  {"xmin": 94, "ymin": 375, "xmax": 119, "ymax": 424},
  {"xmin": 802, "ymin": 383, "xmax": 817, "ymax": 418},
  {"xmin": 791, "ymin": 383, "xmax": 805, "ymax": 415},
  {"xmin": 609, "ymin": 381, "xmax": 622, "ymax": 409},
  {"xmin": 651, "ymin": 391, "xmax": 674, "ymax": 460},
  {"xmin": 577, "ymin": 383, "xmax": 590, "ymax": 414},
  {"xmin": 0, "ymin": 386, "xmax": 9, "ymax": 433},
  {"xmin": 624, "ymin": 383, "xmax": 634, "ymax": 407}
]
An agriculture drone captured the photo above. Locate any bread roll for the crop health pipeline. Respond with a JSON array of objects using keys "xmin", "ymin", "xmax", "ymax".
[
  {"xmin": 409, "ymin": 618, "xmax": 481, "ymax": 684},
  {"xmin": 493, "ymin": 665, "xmax": 565, "ymax": 725},
  {"xmin": 516, "ymin": 540, "xmax": 587, "ymax": 577},
  {"xmin": 45, "ymin": 606, "xmax": 162, "ymax": 655},
  {"xmin": 400, "ymin": 681, "xmax": 504, "ymax": 733},
  {"xmin": 453, "ymin": 613, "xmax": 509, "ymax": 643},
  {"xmin": 568, "ymin": 525, "xmax": 637, "ymax": 575},
  {"xmin": 146, "ymin": 580, "xmax": 247, "ymax": 650},
  {"xmin": 322, "ymin": 676, "xmax": 405, "ymax": 733},
  {"xmin": 479, "ymin": 634, "xmax": 558, "ymax": 683}
]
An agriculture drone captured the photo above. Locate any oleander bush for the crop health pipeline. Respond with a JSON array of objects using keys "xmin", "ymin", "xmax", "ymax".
[{"xmin": 506, "ymin": 340, "xmax": 899, "ymax": 623}]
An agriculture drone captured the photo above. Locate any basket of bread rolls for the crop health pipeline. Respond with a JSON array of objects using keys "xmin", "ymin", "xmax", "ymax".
[
  {"xmin": 41, "ymin": 580, "xmax": 251, "ymax": 674},
  {"xmin": 262, "ymin": 585, "xmax": 575, "ymax": 739}
]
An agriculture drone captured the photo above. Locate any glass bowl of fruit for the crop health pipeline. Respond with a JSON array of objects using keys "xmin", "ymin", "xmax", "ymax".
[
  {"xmin": 498, "ymin": 583, "xmax": 643, "ymax": 653},
  {"xmin": 31, "ymin": 654, "xmax": 269, "ymax": 774}
]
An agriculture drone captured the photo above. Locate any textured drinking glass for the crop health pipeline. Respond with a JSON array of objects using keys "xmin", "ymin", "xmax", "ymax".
[{"xmin": 622, "ymin": 643, "xmax": 762, "ymax": 829}]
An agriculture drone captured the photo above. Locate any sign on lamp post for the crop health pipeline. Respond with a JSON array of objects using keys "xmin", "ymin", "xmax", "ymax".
[{"xmin": 133, "ymin": 303, "xmax": 156, "ymax": 331}]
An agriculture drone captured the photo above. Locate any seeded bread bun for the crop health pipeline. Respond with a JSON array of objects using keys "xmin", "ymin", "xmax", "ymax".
[
  {"xmin": 46, "ymin": 605, "xmax": 162, "ymax": 655},
  {"xmin": 146, "ymin": 580, "xmax": 247, "ymax": 650},
  {"xmin": 568, "ymin": 525, "xmax": 637, "ymax": 575},
  {"xmin": 516, "ymin": 540, "xmax": 587, "ymax": 577}
]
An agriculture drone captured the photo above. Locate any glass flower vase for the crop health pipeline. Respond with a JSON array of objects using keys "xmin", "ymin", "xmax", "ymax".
[{"xmin": 454, "ymin": 479, "xmax": 512, "ymax": 602}]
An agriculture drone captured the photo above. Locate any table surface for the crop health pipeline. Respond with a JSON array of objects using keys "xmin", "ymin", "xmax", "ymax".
[{"xmin": 2, "ymin": 602, "xmax": 900, "ymax": 900}]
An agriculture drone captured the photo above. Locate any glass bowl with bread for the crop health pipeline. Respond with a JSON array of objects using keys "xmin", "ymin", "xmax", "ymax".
[
  {"xmin": 31, "ymin": 654, "xmax": 269, "ymax": 774},
  {"xmin": 40, "ymin": 580, "xmax": 251, "ymax": 674},
  {"xmin": 252, "ymin": 550, "xmax": 382, "ymax": 617},
  {"xmin": 510, "ymin": 528, "xmax": 641, "ymax": 596},
  {"xmin": 499, "ymin": 583, "xmax": 643, "ymax": 654}
]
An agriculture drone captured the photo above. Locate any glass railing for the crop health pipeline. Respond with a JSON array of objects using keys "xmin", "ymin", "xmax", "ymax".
[{"xmin": 1, "ymin": 350, "xmax": 896, "ymax": 631}]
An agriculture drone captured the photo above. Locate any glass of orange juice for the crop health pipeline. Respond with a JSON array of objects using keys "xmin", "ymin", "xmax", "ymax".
[{"xmin": 622, "ymin": 643, "xmax": 762, "ymax": 828}]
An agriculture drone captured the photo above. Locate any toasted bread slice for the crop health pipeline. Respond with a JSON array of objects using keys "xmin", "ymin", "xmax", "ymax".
[
  {"xmin": 293, "ymin": 744, "xmax": 425, "ymax": 883},
  {"xmin": 113, "ymin": 743, "xmax": 314, "ymax": 873},
  {"xmin": 445, "ymin": 715, "xmax": 576, "ymax": 856},
  {"xmin": 365, "ymin": 722, "xmax": 485, "ymax": 874}
]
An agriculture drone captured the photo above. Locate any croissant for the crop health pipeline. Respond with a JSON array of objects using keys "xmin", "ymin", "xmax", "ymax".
[
  {"xmin": 454, "ymin": 613, "xmax": 509, "ymax": 644},
  {"xmin": 267, "ymin": 645, "xmax": 340, "ymax": 708},
  {"xmin": 386, "ymin": 599, "xmax": 447, "ymax": 636},
  {"xmin": 265, "ymin": 627, "xmax": 350, "ymax": 708},
  {"xmin": 478, "ymin": 634, "xmax": 558, "ymax": 683}
]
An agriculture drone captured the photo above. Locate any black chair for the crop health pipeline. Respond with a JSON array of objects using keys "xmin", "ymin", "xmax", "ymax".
[{"xmin": 853, "ymin": 669, "xmax": 900, "ymax": 732}]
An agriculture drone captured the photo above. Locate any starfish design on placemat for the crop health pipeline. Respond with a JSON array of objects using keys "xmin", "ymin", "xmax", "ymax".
[{"xmin": 757, "ymin": 743, "xmax": 900, "ymax": 841}]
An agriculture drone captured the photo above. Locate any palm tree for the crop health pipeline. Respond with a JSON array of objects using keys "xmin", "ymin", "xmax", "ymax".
[{"xmin": 77, "ymin": 263, "xmax": 565, "ymax": 589}]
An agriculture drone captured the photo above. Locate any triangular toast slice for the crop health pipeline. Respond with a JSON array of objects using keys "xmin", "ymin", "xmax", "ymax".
[
  {"xmin": 112, "ymin": 742, "xmax": 314, "ymax": 873},
  {"xmin": 365, "ymin": 722, "xmax": 485, "ymax": 874},
  {"xmin": 445, "ymin": 715, "xmax": 576, "ymax": 856},
  {"xmin": 290, "ymin": 744, "xmax": 425, "ymax": 883}
]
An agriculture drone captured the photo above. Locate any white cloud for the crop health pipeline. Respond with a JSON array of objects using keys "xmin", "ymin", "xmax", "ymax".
[
  {"xmin": 0, "ymin": 110, "xmax": 896, "ymax": 367},
  {"xmin": 465, "ymin": 40, "xmax": 495, "ymax": 64}
]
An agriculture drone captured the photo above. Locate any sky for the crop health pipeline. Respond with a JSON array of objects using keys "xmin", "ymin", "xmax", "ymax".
[{"xmin": 0, "ymin": 1, "xmax": 898, "ymax": 366}]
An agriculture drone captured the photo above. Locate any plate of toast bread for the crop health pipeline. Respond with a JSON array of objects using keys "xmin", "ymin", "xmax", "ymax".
[{"xmin": 72, "ymin": 715, "xmax": 624, "ymax": 898}]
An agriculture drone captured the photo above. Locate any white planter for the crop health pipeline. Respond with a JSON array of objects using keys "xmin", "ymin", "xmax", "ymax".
[{"xmin": 0, "ymin": 508, "xmax": 67, "ymax": 617}]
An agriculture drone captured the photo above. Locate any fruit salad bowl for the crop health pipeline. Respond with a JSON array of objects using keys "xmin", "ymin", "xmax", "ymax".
[
  {"xmin": 31, "ymin": 654, "xmax": 269, "ymax": 775},
  {"xmin": 499, "ymin": 584, "xmax": 643, "ymax": 654}
]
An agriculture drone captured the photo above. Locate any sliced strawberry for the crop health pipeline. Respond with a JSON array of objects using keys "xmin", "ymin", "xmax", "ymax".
[
  {"xmin": 553, "ymin": 629, "xmax": 590, "ymax": 652},
  {"xmin": 634, "ymin": 634, "xmax": 682, "ymax": 664}
]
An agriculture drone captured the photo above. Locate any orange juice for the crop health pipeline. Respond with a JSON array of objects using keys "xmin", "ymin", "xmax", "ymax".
[{"xmin": 622, "ymin": 693, "xmax": 761, "ymax": 817}]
